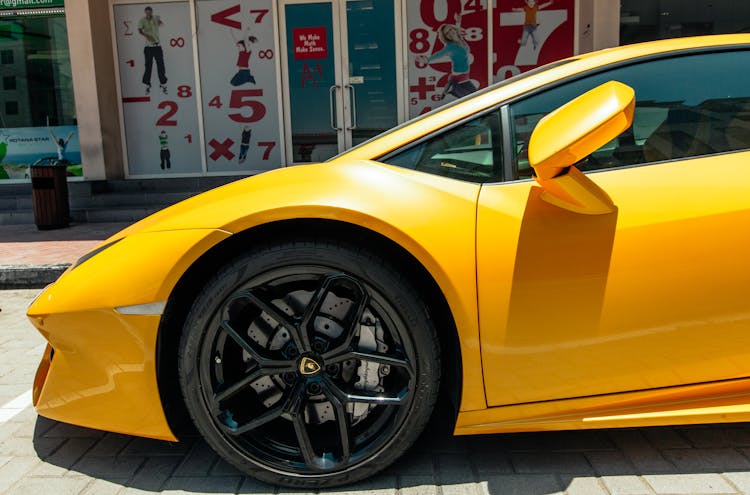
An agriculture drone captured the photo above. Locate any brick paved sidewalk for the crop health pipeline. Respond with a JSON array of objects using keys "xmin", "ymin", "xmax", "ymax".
[
  {"xmin": 0, "ymin": 223, "xmax": 130, "ymax": 288},
  {"xmin": 5, "ymin": 289, "xmax": 750, "ymax": 494},
  {"xmin": 0, "ymin": 223, "xmax": 129, "ymax": 266}
]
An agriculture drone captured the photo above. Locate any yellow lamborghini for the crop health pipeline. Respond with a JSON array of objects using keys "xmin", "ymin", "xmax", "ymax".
[{"xmin": 27, "ymin": 34, "xmax": 750, "ymax": 487}]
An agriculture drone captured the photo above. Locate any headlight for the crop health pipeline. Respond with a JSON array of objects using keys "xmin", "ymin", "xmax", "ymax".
[{"xmin": 72, "ymin": 239, "xmax": 123, "ymax": 270}]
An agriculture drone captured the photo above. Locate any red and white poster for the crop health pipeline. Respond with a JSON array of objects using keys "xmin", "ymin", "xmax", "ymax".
[
  {"xmin": 293, "ymin": 27, "xmax": 328, "ymax": 59},
  {"xmin": 407, "ymin": 0, "xmax": 489, "ymax": 118},
  {"xmin": 196, "ymin": 0, "xmax": 282, "ymax": 173},
  {"xmin": 493, "ymin": 0, "xmax": 575, "ymax": 82},
  {"xmin": 114, "ymin": 2, "xmax": 202, "ymax": 176}
]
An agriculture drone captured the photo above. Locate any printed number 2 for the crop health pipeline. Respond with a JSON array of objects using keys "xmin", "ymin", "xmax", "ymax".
[
  {"xmin": 228, "ymin": 90, "xmax": 266, "ymax": 123},
  {"xmin": 156, "ymin": 101, "xmax": 178, "ymax": 126}
]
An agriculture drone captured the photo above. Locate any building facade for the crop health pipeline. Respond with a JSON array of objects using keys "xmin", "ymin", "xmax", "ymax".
[{"xmin": 1, "ymin": 0, "xmax": 748, "ymax": 185}]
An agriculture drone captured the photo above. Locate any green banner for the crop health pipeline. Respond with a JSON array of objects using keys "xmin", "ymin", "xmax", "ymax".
[{"xmin": 0, "ymin": 0, "xmax": 64, "ymax": 9}]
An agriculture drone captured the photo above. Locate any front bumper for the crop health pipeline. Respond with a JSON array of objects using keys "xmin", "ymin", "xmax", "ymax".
[{"xmin": 27, "ymin": 228, "xmax": 231, "ymax": 440}]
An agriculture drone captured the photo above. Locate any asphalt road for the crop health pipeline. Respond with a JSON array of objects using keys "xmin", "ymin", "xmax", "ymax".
[{"xmin": 3, "ymin": 289, "xmax": 750, "ymax": 495}]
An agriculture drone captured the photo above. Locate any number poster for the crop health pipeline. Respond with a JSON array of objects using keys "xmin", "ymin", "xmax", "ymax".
[
  {"xmin": 493, "ymin": 0, "xmax": 575, "ymax": 81},
  {"xmin": 114, "ymin": 2, "xmax": 202, "ymax": 175},
  {"xmin": 196, "ymin": 0, "xmax": 282, "ymax": 172},
  {"xmin": 406, "ymin": 0, "xmax": 489, "ymax": 118}
]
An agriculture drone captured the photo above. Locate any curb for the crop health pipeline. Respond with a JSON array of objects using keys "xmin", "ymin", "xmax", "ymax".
[{"xmin": 0, "ymin": 264, "xmax": 70, "ymax": 290}]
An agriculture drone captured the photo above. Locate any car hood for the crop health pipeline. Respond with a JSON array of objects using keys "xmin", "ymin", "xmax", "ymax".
[{"xmin": 108, "ymin": 160, "xmax": 481, "ymax": 241}]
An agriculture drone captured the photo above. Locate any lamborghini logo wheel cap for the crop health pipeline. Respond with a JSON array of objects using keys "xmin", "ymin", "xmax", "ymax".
[{"xmin": 299, "ymin": 357, "xmax": 322, "ymax": 376}]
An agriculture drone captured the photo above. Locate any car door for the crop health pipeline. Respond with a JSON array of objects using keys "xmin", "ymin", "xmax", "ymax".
[{"xmin": 477, "ymin": 48, "xmax": 750, "ymax": 406}]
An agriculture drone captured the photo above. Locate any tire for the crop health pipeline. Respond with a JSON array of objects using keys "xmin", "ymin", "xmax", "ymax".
[{"xmin": 178, "ymin": 239, "xmax": 441, "ymax": 487}]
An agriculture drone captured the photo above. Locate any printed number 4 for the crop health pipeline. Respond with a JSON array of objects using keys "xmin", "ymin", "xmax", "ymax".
[{"xmin": 499, "ymin": 9, "xmax": 567, "ymax": 66}]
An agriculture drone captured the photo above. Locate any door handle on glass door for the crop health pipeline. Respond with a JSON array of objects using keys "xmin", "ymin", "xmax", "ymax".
[
  {"xmin": 345, "ymin": 84, "xmax": 358, "ymax": 130},
  {"xmin": 329, "ymin": 85, "xmax": 342, "ymax": 131}
]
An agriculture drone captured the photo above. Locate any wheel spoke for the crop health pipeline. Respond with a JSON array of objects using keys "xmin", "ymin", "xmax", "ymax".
[
  {"xmin": 322, "ymin": 382, "xmax": 351, "ymax": 462},
  {"xmin": 286, "ymin": 385, "xmax": 318, "ymax": 465},
  {"xmin": 323, "ymin": 375, "xmax": 408, "ymax": 406},
  {"xmin": 317, "ymin": 276, "xmax": 369, "ymax": 358},
  {"xmin": 326, "ymin": 350, "xmax": 414, "ymax": 378},
  {"xmin": 219, "ymin": 380, "xmax": 303, "ymax": 436},
  {"xmin": 214, "ymin": 362, "xmax": 296, "ymax": 403},
  {"xmin": 219, "ymin": 320, "xmax": 292, "ymax": 366},
  {"xmin": 236, "ymin": 289, "xmax": 310, "ymax": 353}
]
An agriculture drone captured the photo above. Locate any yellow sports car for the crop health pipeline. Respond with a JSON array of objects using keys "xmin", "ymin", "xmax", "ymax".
[{"xmin": 27, "ymin": 34, "xmax": 750, "ymax": 487}]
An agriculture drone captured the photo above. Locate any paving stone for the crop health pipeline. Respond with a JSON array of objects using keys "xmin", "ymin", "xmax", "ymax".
[
  {"xmin": 80, "ymin": 477, "xmax": 128, "ymax": 494},
  {"xmin": 29, "ymin": 437, "xmax": 97, "ymax": 476},
  {"xmin": 0, "ymin": 434, "xmax": 62, "ymax": 457},
  {"xmin": 385, "ymin": 452, "xmax": 435, "ymax": 475},
  {"xmin": 585, "ymin": 450, "xmax": 634, "ymax": 476},
  {"xmin": 332, "ymin": 473, "xmax": 398, "ymax": 495},
  {"xmin": 43, "ymin": 422, "xmax": 106, "ymax": 439},
  {"xmin": 470, "ymin": 449, "xmax": 514, "ymax": 475},
  {"xmin": 0, "ymin": 456, "xmax": 40, "ymax": 493},
  {"xmin": 399, "ymin": 475, "xmax": 439, "ymax": 495},
  {"xmin": 437, "ymin": 453, "xmax": 475, "ymax": 480},
  {"xmin": 499, "ymin": 430, "xmax": 616, "ymax": 453},
  {"xmin": 510, "ymin": 452, "xmax": 594, "ymax": 475},
  {"xmin": 5, "ymin": 475, "xmax": 92, "ymax": 495},
  {"xmin": 125, "ymin": 457, "xmax": 181, "ymax": 492},
  {"xmin": 643, "ymin": 473, "xmax": 736, "ymax": 494},
  {"xmin": 211, "ymin": 457, "xmax": 245, "ymax": 476},
  {"xmin": 237, "ymin": 476, "xmax": 275, "ymax": 494},
  {"xmin": 723, "ymin": 472, "xmax": 750, "ymax": 495},
  {"xmin": 662, "ymin": 447, "xmax": 750, "ymax": 471},
  {"xmin": 171, "ymin": 440, "xmax": 217, "ymax": 477},
  {"xmin": 679, "ymin": 427, "xmax": 726, "ymax": 447},
  {"xmin": 71, "ymin": 455, "xmax": 145, "ymax": 478},
  {"xmin": 608, "ymin": 430, "xmax": 675, "ymax": 473},
  {"xmin": 563, "ymin": 477, "xmax": 609, "ymax": 495},
  {"xmin": 601, "ymin": 475, "xmax": 652, "ymax": 495},
  {"xmin": 482, "ymin": 474, "xmax": 564, "ymax": 495},
  {"xmin": 161, "ymin": 475, "xmax": 243, "ymax": 494},
  {"xmin": 86, "ymin": 432, "xmax": 132, "ymax": 457},
  {"xmin": 441, "ymin": 482, "xmax": 482, "ymax": 495},
  {"xmin": 31, "ymin": 416, "xmax": 58, "ymax": 438},
  {"xmin": 121, "ymin": 436, "xmax": 193, "ymax": 457},
  {"xmin": 641, "ymin": 427, "xmax": 691, "ymax": 449},
  {"xmin": 412, "ymin": 431, "xmax": 470, "ymax": 454}
]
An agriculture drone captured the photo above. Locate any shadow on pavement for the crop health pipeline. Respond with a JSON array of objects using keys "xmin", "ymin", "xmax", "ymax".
[{"xmin": 32, "ymin": 413, "xmax": 750, "ymax": 494}]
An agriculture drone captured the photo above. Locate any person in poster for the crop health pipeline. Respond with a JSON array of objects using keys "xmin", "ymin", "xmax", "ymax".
[
  {"xmin": 50, "ymin": 128, "xmax": 75, "ymax": 163},
  {"xmin": 238, "ymin": 126, "xmax": 252, "ymax": 164},
  {"xmin": 514, "ymin": 0, "xmax": 554, "ymax": 50},
  {"xmin": 139, "ymin": 6, "xmax": 168, "ymax": 95},
  {"xmin": 416, "ymin": 14, "xmax": 477, "ymax": 100},
  {"xmin": 231, "ymin": 30, "xmax": 259, "ymax": 87},
  {"xmin": 159, "ymin": 130, "xmax": 171, "ymax": 169}
]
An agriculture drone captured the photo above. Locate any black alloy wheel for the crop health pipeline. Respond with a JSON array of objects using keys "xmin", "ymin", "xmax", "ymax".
[{"xmin": 179, "ymin": 240, "xmax": 441, "ymax": 487}]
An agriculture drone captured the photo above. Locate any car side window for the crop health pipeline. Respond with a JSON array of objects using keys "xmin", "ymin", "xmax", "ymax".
[
  {"xmin": 511, "ymin": 50, "xmax": 750, "ymax": 179},
  {"xmin": 380, "ymin": 111, "xmax": 502, "ymax": 182}
]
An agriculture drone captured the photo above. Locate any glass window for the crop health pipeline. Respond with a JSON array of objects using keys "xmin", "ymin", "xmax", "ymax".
[
  {"xmin": 510, "ymin": 50, "xmax": 750, "ymax": 180},
  {"xmin": 380, "ymin": 111, "xmax": 502, "ymax": 182},
  {"xmin": 3, "ymin": 76, "xmax": 15, "ymax": 90},
  {"xmin": 0, "ymin": 49, "xmax": 13, "ymax": 65},
  {"xmin": 621, "ymin": 0, "xmax": 750, "ymax": 45},
  {"xmin": 5, "ymin": 101, "xmax": 18, "ymax": 115},
  {"xmin": 0, "ymin": 15, "xmax": 76, "ymax": 128}
]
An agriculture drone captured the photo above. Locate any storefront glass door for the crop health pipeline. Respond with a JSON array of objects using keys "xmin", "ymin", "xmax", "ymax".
[{"xmin": 281, "ymin": 0, "xmax": 399, "ymax": 162}]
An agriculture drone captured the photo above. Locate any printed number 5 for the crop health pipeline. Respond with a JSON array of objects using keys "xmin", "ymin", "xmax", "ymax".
[{"xmin": 228, "ymin": 89, "xmax": 266, "ymax": 123}]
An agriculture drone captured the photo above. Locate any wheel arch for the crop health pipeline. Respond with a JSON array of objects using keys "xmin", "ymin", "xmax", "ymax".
[{"xmin": 156, "ymin": 218, "xmax": 464, "ymax": 438}]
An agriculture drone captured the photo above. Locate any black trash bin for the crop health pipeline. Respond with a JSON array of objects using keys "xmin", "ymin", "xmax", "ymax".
[{"xmin": 30, "ymin": 158, "xmax": 70, "ymax": 230}]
